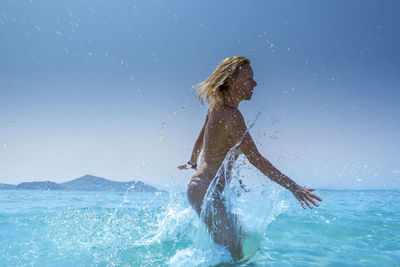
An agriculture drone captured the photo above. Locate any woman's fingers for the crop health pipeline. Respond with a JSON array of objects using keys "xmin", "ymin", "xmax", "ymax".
[
  {"xmin": 305, "ymin": 187, "xmax": 322, "ymax": 202},
  {"xmin": 177, "ymin": 164, "xmax": 188, "ymax": 170},
  {"xmin": 295, "ymin": 193, "xmax": 305, "ymax": 209},
  {"xmin": 297, "ymin": 193, "xmax": 310, "ymax": 209},
  {"xmin": 309, "ymin": 192, "xmax": 322, "ymax": 202},
  {"xmin": 294, "ymin": 187, "xmax": 322, "ymax": 209},
  {"xmin": 303, "ymin": 196, "xmax": 313, "ymax": 209},
  {"xmin": 299, "ymin": 198, "xmax": 306, "ymax": 209},
  {"xmin": 305, "ymin": 193, "xmax": 319, "ymax": 207}
]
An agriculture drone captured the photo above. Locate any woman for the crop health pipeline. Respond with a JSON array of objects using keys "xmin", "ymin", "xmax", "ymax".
[{"xmin": 178, "ymin": 56, "xmax": 322, "ymax": 260}]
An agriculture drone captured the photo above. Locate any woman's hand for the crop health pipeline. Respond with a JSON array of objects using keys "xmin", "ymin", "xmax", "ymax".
[
  {"xmin": 290, "ymin": 184, "xmax": 322, "ymax": 209},
  {"xmin": 178, "ymin": 162, "xmax": 198, "ymax": 170},
  {"xmin": 177, "ymin": 164, "xmax": 189, "ymax": 170}
]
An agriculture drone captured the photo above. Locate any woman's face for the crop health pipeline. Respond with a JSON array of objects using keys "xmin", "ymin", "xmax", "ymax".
[{"xmin": 231, "ymin": 64, "xmax": 257, "ymax": 101}]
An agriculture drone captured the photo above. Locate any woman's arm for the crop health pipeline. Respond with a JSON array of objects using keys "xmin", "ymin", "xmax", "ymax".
[
  {"xmin": 178, "ymin": 112, "xmax": 209, "ymax": 170},
  {"xmin": 229, "ymin": 109, "xmax": 322, "ymax": 209},
  {"xmin": 188, "ymin": 119, "xmax": 206, "ymax": 165}
]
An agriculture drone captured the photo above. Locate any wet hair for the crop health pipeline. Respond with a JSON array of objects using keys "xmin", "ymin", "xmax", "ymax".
[{"xmin": 196, "ymin": 56, "xmax": 250, "ymax": 109}]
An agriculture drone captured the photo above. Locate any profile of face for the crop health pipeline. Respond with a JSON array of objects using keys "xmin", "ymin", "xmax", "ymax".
[{"xmin": 228, "ymin": 64, "xmax": 257, "ymax": 102}]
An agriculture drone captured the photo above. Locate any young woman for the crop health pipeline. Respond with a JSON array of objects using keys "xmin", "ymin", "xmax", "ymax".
[{"xmin": 178, "ymin": 56, "xmax": 322, "ymax": 260}]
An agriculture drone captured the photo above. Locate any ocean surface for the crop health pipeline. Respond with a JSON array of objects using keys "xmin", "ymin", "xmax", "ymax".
[{"xmin": 0, "ymin": 188, "xmax": 399, "ymax": 266}]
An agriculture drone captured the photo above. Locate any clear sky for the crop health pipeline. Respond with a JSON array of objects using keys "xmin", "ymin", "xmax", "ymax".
[{"xmin": 1, "ymin": 0, "xmax": 399, "ymax": 190}]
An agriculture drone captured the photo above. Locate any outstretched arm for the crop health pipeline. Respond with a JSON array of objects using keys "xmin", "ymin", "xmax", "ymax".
[
  {"xmin": 229, "ymin": 109, "xmax": 322, "ymax": 209},
  {"xmin": 178, "ymin": 112, "xmax": 209, "ymax": 170}
]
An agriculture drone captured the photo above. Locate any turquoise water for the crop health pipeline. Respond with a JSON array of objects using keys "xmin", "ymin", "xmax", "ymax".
[{"xmin": 0, "ymin": 189, "xmax": 399, "ymax": 266}]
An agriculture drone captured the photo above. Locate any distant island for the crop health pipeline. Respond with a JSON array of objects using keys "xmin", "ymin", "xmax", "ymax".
[{"xmin": 0, "ymin": 174, "xmax": 161, "ymax": 192}]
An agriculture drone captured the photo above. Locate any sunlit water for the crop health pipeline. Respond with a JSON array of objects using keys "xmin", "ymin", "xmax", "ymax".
[{"xmin": 1, "ymin": 188, "xmax": 399, "ymax": 266}]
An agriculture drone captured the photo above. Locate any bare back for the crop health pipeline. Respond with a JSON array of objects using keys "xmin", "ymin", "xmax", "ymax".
[
  {"xmin": 184, "ymin": 59, "xmax": 322, "ymax": 261},
  {"xmin": 192, "ymin": 106, "xmax": 239, "ymax": 181}
]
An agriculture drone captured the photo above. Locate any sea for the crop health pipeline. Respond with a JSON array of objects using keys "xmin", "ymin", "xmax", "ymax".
[{"xmin": 0, "ymin": 188, "xmax": 399, "ymax": 266}]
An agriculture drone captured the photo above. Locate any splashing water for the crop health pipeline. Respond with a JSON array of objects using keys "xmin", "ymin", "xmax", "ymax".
[
  {"xmin": 1, "ymin": 189, "xmax": 399, "ymax": 266},
  {"xmin": 1, "ymin": 120, "xmax": 398, "ymax": 266},
  {"xmin": 167, "ymin": 112, "xmax": 287, "ymax": 265}
]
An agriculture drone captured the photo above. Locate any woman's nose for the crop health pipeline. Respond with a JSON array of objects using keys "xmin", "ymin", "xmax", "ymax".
[{"xmin": 253, "ymin": 80, "xmax": 257, "ymax": 87}]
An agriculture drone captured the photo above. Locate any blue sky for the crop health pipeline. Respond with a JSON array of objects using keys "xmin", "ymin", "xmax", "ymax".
[{"xmin": 1, "ymin": 0, "xmax": 399, "ymax": 189}]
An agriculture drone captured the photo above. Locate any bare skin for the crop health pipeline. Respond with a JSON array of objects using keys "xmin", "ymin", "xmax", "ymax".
[{"xmin": 178, "ymin": 64, "xmax": 322, "ymax": 260}]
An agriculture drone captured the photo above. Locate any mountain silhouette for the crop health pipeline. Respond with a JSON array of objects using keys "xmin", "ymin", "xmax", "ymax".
[{"xmin": 0, "ymin": 174, "xmax": 160, "ymax": 192}]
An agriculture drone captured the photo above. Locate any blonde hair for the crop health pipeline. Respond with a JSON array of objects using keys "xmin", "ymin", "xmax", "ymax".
[{"xmin": 196, "ymin": 56, "xmax": 250, "ymax": 109}]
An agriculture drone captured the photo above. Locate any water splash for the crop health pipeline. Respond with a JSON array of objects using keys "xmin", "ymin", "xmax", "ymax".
[{"xmin": 166, "ymin": 112, "xmax": 288, "ymax": 265}]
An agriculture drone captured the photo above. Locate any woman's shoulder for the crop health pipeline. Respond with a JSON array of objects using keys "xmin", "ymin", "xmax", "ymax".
[
  {"xmin": 208, "ymin": 106, "xmax": 244, "ymax": 125},
  {"xmin": 209, "ymin": 105, "xmax": 242, "ymax": 117}
]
